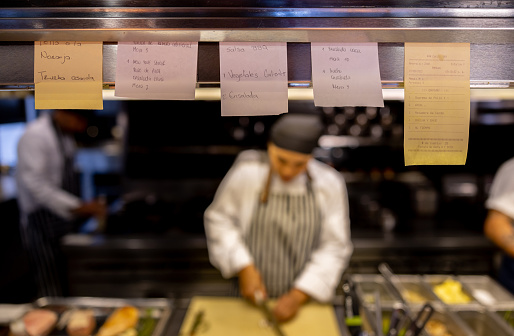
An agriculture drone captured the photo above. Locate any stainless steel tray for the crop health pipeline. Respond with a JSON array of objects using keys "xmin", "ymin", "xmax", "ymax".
[
  {"xmin": 33, "ymin": 297, "xmax": 172, "ymax": 336},
  {"xmin": 360, "ymin": 304, "xmax": 475, "ymax": 336},
  {"xmin": 392, "ymin": 275, "xmax": 441, "ymax": 306},
  {"xmin": 351, "ymin": 274, "xmax": 400, "ymax": 307},
  {"xmin": 423, "ymin": 309, "xmax": 477, "ymax": 336},
  {"xmin": 490, "ymin": 309, "xmax": 514, "ymax": 333},
  {"xmin": 457, "ymin": 275, "xmax": 514, "ymax": 306},
  {"xmin": 456, "ymin": 309, "xmax": 513, "ymax": 336},
  {"xmin": 422, "ymin": 275, "xmax": 481, "ymax": 308}
]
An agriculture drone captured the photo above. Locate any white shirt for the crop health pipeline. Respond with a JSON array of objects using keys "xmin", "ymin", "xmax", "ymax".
[
  {"xmin": 16, "ymin": 113, "xmax": 81, "ymax": 221},
  {"xmin": 204, "ymin": 150, "xmax": 353, "ymax": 302},
  {"xmin": 486, "ymin": 157, "xmax": 514, "ymax": 219}
]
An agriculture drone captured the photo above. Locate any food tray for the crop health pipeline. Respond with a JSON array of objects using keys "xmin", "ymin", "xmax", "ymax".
[
  {"xmin": 351, "ymin": 274, "xmax": 399, "ymax": 307},
  {"xmin": 456, "ymin": 275, "xmax": 514, "ymax": 306},
  {"xmin": 360, "ymin": 304, "xmax": 475, "ymax": 336},
  {"xmin": 33, "ymin": 297, "xmax": 172, "ymax": 336},
  {"xmin": 456, "ymin": 310, "xmax": 513, "ymax": 336},
  {"xmin": 492, "ymin": 308, "xmax": 514, "ymax": 332},
  {"xmin": 422, "ymin": 309, "xmax": 476, "ymax": 336},
  {"xmin": 392, "ymin": 275, "xmax": 441, "ymax": 306},
  {"xmin": 422, "ymin": 275, "xmax": 481, "ymax": 308},
  {"xmin": 0, "ymin": 304, "xmax": 32, "ymax": 325},
  {"xmin": 486, "ymin": 303, "xmax": 514, "ymax": 333}
]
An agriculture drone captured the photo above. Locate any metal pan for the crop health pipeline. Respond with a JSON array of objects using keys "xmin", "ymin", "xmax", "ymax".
[
  {"xmin": 422, "ymin": 275, "xmax": 480, "ymax": 308},
  {"xmin": 457, "ymin": 275, "xmax": 514, "ymax": 306},
  {"xmin": 32, "ymin": 297, "xmax": 172, "ymax": 336},
  {"xmin": 456, "ymin": 309, "xmax": 513, "ymax": 336}
]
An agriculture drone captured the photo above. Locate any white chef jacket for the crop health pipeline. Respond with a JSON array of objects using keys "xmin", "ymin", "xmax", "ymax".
[
  {"xmin": 16, "ymin": 113, "xmax": 81, "ymax": 222},
  {"xmin": 486, "ymin": 157, "xmax": 514, "ymax": 219},
  {"xmin": 204, "ymin": 150, "xmax": 353, "ymax": 302}
]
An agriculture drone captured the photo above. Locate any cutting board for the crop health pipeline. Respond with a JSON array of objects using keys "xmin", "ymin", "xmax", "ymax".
[{"xmin": 178, "ymin": 296, "xmax": 342, "ymax": 336}]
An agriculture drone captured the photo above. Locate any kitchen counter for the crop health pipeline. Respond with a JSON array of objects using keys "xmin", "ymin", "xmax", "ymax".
[
  {"xmin": 62, "ymin": 228, "xmax": 495, "ymax": 252},
  {"xmin": 350, "ymin": 227, "xmax": 498, "ymax": 275},
  {"xmin": 61, "ymin": 227, "xmax": 499, "ymax": 299}
]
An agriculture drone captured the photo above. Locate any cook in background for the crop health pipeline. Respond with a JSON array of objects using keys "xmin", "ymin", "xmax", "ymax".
[
  {"xmin": 204, "ymin": 113, "xmax": 353, "ymax": 322},
  {"xmin": 16, "ymin": 109, "xmax": 106, "ymax": 297},
  {"xmin": 484, "ymin": 157, "xmax": 514, "ymax": 294}
]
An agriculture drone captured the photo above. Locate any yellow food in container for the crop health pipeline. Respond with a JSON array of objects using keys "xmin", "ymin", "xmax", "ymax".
[
  {"xmin": 402, "ymin": 289, "xmax": 427, "ymax": 303},
  {"xmin": 433, "ymin": 279, "xmax": 471, "ymax": 304}
]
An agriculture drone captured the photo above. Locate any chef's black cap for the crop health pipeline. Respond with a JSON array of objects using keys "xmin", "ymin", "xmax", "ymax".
[{"xmin": 270, "ymin": 114, "xmax": 324, "ymax": 154}]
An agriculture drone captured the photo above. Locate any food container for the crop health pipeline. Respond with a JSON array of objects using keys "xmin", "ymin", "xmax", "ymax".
[
  {"xmin": 456, "ymin": 310, "xmax": 513, "ymax": 336},
  {"xmin": 493, "ymin": 309, "xmax": 514, "ymax": 332},
  {"xmin": 360, "ymin": 304, "xmax": 474, "ymax": 336},
  {"xmin": 487, "ymin": 303, "xmax": 514, "ymax": 332},
  {"xmin": 457, "ymin": 275, "xmax": 514, "ymax": 306},
  {"xmin": 392, "ymin": 275, "xmax": 441, "ymax": 306},
  {"xmin": 0, "ymin": 304, "xmax": 32, "ymax": 325},
  {"xmin": 422, "ymin": 309, "xmax": 476, "ymax": 336},
  {"xmin": 27, "ymin": 297, "xmax": 172, "ymax": 336},
  {"xmin": 359, "ymin": 304, "xmax": 413, "ymax": 336},
  {"xmin": 422, "ymin": 275, "xmax": 480, "ymax": 308},
  {"xmin": 351, "ymin": 274, "xmax": 399, "ymax": 307}
]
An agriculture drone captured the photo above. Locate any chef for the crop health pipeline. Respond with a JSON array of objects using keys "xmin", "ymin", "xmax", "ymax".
[
  {"xmin": 484, "ymin": 157, "xmax": 514, "ymax": 294},
  {"xmin": 16, "ymin": 109, "xmax": 106, "ymax": 297},
  {"xmin": 204, "ymin": 113, "xmax": 353, "ymax": 322}
]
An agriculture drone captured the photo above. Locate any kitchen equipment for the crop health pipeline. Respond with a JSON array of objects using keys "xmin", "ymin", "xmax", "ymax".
[
  {"xmin": 404, "ymin": 303, "xmax": 433, "ymax": 336},
  {"xmin": 388, "ymin": 275, "xmax": 440, "ymax": 307},
  {"xmin": 378, "ymin": 263, "xmax": 411, "ymax": 313},
  {"xmin": 385, "ymin": 308, "xmax": 408, "ymax": 336},
  {"xmin": 457, "ymin": 275, "xmax": 514, "ymax": 306},
  {"xmin": 422, "ymin": 308, "xmax": 476, "ymax": 336},
  {"xmin": 0, "ymin": 304, "xmax": 32, "ymax": 325},
  {"xmin": 493, "ymin": 307, "xmax": 514, "ymax": 331},
  {"xmin": 359, "ymin": 305, "xmax": 412, "ymax": 336},
  {"xmin": 32, "ymin": 297, "xmax": 171, "ymax": 336},
  {"xmin": 422, "ymin": 275, "xmax": 480, "ymax": 308},
  {"xmin": 456, "ymin": 310, "xmax": 513, "ymax": 336},
  {"xmin": 351, "ymin": 274, "xmax": 399, "ymax": 307},
  {"xmin": 254, "ymin": 291, "xmax": 286, "ymax": 336},
  {"xmin": 374, "ymin": 291, "xmax": 383, "ymax": 336},
  {"xmin": 178, "ymin": 296, "xmax": 342, "ymax": 336},
  {"xmin": 361, "ymin": 303, "xmax": 477, "ymax": 336}
]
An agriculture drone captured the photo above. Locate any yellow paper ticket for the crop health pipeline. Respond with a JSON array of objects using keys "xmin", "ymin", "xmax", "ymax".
[
  {"xmin": 34, "ymin": 41, "xmax": 103, "ymax": 110},
  {"xmin": 404, "ymin": 43, "xmax": 470, "ymax": 165}
]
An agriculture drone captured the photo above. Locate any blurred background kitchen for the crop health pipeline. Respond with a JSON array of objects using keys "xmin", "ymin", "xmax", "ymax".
[{"xmin": 1, "ymin": 91, "xmax": 512, "ymax": 303}]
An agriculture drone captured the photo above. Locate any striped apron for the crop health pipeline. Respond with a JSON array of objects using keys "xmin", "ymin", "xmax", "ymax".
[
  {"xmin": 245, "ymin": 172, "xmax": 322, "ymax": 298},
  {"xmin": 24, "ymin": 119, "xmax": 80, "ymax": 297}
]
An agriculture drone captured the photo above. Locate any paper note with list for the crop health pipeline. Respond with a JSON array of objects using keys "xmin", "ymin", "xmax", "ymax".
[
  {"xmin": 34, "ymin": 41, "xmax": 103, "ymax": 110},
  {"xmin": 115, "ymin": 42, "xmax": 198, "ymax": 100},
  {"xmin": 219, "ymin": 42, "xmax": 288, "ymax": 116},
  {"xmin": 404, "ymin": 43, "xmax": 470, "ymax": 166},
  {"xmin": 311, "ymin": 43, "xmax": 384, "ymax": 107}
]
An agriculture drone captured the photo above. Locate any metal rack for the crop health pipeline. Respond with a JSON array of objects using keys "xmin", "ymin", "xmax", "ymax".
[{"xmin": 0, "ymin": 2, "xmax": 513, "ymax": 89}]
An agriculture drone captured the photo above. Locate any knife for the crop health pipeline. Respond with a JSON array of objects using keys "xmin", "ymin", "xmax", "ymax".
[
  {"xmin": 254, "ymin": 291, "xmax": 287, "ymax": 336},
  {"xmin": 187, "ymin": 310, "xmax": 205, "ymax": 336}
]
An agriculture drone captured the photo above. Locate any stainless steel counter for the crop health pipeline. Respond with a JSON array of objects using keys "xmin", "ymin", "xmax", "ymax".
[{"xmin": 350, "ymin": 229, "xmax": 498, "ymax": 274}]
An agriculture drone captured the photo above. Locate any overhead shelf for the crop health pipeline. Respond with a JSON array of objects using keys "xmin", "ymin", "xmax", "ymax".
[{"xmin": 0, "ymin": 4, "xmax": 513, "ymax": 88}]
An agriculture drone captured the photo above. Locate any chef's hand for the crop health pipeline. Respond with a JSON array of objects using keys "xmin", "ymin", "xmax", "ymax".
[
  {"xmin": 273, "ymin": 288, "xmax": 309, "ymax": 322},
  {"xmin": 72, "ymin": 199, "xmax": 107, "ymax": 219},
  {"xmin": 238, "ymin": 264, "xmax": 267, "ymax": 304}
]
